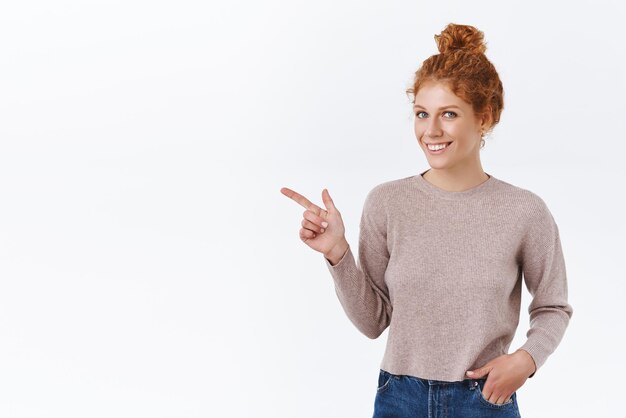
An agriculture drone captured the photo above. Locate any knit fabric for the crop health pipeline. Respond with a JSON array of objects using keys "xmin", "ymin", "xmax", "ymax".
[{"xmin": 323, "ymin": 169, "xmax": 573, "ymax": 382}]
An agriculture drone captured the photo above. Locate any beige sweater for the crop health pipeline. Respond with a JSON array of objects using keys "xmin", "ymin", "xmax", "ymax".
[{"xmin": 324, "ymin": 170, "xmax": 573, "ymax": 382}]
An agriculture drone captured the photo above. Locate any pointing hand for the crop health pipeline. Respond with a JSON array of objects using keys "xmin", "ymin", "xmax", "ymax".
[{"xmin": 280, "ymin": 187, "xmax": 346, "ymax": 256}]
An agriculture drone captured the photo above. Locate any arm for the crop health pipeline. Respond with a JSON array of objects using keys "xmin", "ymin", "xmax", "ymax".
[
  {"xmin": 516, "ymin": 199, "xmax": 574, "ymax": 378},
  {"xmin": 322, "ymin": 186, "xmax": 392, "ymax": 339}
]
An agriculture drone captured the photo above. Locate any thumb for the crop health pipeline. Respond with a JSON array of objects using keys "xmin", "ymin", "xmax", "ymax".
[
  {"xmin": 321, "ymin": 188, "xmax": 336, "ymax": 212},
  {"xmin": 466, "ymin": 366, "xmax": 490, "ymax": 378}
]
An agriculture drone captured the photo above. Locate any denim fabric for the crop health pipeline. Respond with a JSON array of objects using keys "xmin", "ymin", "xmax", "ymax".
[{"xmin": 373, "ymin": 369, "xmax": 521, "ymax": 418}]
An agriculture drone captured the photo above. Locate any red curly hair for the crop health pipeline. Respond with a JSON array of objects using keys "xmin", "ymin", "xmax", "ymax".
[{"xmin": 406, "ymin": 23, "xmax": 504, "ymax": 147}]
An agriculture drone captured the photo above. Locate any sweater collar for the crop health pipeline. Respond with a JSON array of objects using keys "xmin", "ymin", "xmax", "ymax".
[{"xmin": 413, "ymin": 169, "xmax": 497, "ymax": 200}]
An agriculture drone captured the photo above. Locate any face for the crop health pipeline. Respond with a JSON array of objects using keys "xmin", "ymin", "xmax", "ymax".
[{"xmin": 413, "ymin": 81, "xmax": 487, "ymax": 171}]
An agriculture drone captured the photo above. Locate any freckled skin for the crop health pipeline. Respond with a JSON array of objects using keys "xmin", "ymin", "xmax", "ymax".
[{"xmin": 413, "ymin": 81, "xmax": 491, "ymax": 191}]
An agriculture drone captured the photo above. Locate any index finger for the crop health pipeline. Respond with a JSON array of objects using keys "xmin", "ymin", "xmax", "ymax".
[{"xmin": 280, "ymin": 187, "xmax": 323, "ymax": 214}]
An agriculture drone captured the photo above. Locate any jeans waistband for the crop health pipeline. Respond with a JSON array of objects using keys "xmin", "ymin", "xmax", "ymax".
[
  {"xmin": 424, "ymin": 377, "xmax": 486, "ymax": 388},
  {"xmin": 381, "ymin": 369, "xmax": 486, "ymax": 389}
]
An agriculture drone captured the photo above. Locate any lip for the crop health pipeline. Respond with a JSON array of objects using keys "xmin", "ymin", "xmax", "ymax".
[{"xmin": 425, "ymin": 141, "xmax": 452, "ymax": 155}]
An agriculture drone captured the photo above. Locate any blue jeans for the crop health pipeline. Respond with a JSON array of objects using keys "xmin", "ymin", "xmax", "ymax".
[{"xmin": 373, "ymin": 369, "xmax": 521, "ymax": 418}]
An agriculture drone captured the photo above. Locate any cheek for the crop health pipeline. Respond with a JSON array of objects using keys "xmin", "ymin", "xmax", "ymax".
[
  {"xmin": 445, "ymin": 123, "xmax": 464, "ymax": 137},
  {"xmin": 446, "ymin": 124, "xmax": 475, "ymax": 142},
  {"xmin": 414, "ymin": 122, "xmax": 426, "ymax": 136}
]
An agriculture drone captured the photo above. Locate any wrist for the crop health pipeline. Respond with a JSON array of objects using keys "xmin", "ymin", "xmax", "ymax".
[
  {"xmin": 325, "ymin": 238, "xmax": 349, "ymax": 266},
  {"xmin": 514, "ymin": 349, "xmax": 537, "ymax": 376}
]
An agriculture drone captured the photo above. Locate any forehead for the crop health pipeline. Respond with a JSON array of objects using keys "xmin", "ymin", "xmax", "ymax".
[{"xmin": 413, "ymin": 82, "xmax": 468, "ymax": 108}]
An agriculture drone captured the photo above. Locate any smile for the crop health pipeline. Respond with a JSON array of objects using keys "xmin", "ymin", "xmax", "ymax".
[{"xmin": 425, "ymin": 141, "xmax": 452, "ymax": 154}]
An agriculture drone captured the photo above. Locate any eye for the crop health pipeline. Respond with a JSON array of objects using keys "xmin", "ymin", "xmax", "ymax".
[{"xmin": 415, "ymin": 111, "xmax": 457, "ymax": 119}]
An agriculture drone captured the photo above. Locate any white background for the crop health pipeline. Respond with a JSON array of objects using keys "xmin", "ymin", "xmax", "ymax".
[{"xmin": 1, "ymin": 0, "xmax": 624, "ymax": 417}]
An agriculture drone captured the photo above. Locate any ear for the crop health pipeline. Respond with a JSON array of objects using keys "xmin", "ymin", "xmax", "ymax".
[{"xmin": 479, "ymin": 107, "xmax": 493, "ymax": 132}]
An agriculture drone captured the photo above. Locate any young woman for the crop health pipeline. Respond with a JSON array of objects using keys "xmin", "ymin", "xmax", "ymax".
[{"xmin": 281, "ymin": 23, "xmax": 573, "ymax": 417}]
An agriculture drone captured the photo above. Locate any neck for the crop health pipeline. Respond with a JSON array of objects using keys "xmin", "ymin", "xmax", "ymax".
[{"xmin": 422, "ymin": 166, "xmax": 490, "ymax": 193}]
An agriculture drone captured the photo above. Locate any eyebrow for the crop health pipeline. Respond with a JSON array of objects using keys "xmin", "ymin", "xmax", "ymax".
[{"xmin": 413, "ymin": 104, "xmax": 462, "ymax": 110}]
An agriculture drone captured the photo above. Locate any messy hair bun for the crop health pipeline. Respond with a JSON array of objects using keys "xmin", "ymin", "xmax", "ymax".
[
  {"xmin": 406, "ymin": 23, "xmax": 503, "ymax": 148},
  {"xmin": 434, "ymin": 23, "xmax": 487, "ymax": 55}
]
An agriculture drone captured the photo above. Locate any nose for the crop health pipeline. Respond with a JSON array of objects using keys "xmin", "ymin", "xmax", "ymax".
[
  {"xmin": 424, "ymin": 121, "xmax": 443, "ymax": 138},
  {"xmin": 424, "ymin": 127, "xmax": 443, "ymax": 139}
]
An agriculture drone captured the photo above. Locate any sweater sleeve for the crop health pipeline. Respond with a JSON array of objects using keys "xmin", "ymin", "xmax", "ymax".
[
  {"xmin": 516, "ymin": 198, "xmax": 574, "ymax": 378},
  {"xmin": 322, "ymin": 186, "xmax": 392, "ymax": 339}
]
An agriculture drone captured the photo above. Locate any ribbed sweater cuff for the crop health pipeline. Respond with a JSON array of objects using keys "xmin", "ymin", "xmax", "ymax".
[{"xmin": 517, "ymin": 311, "xmax": 570, "ymax": 378}]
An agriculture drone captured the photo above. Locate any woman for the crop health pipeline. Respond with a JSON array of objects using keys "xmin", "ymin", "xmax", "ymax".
[{"xmin": 280, "ymin": 23, "xmax": 573, "ymax": 417}]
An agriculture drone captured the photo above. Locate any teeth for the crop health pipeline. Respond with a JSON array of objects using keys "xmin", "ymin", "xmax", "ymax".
[{"xmin": 428, "ymin": 142, "xmax": 450, "ymax": 151}]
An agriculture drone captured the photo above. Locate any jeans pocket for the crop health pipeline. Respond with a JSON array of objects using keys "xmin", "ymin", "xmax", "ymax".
[
  {"xmin": 376, "ymin": 369, "xmax": 393, "ymax": 394},
  {"xmin": 475, "ymin": 379, "xmax": 515, "ymax": 408}
]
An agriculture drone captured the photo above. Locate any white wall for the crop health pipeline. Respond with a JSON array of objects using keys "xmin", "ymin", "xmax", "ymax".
[{"xmin": 0, "ymin": 0, "xmax": 623, "ymax": 417}]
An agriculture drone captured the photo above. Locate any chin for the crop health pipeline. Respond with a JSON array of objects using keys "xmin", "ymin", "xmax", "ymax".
[{"xmin": 425, "ymin": 158, "xmax": 451, "ymax": 170}]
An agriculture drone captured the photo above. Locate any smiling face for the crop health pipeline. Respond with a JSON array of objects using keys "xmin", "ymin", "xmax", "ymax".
[{"xmin": 413, "ymin": 81, "xmax": 489, "ymax": 171}]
